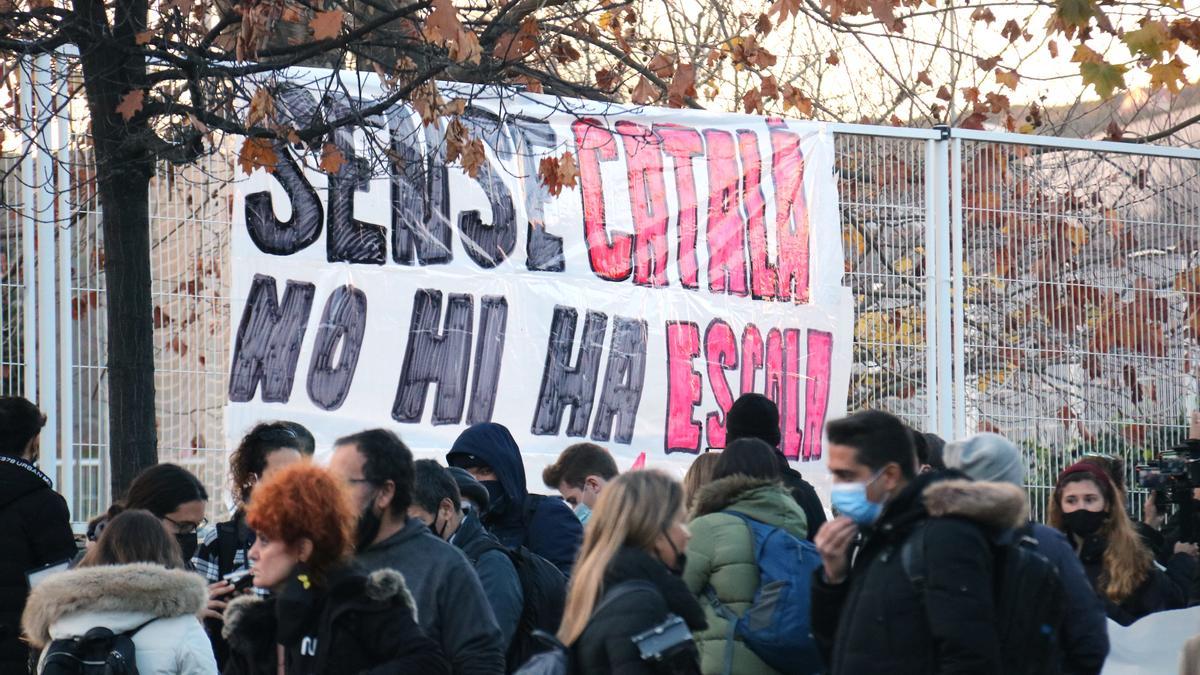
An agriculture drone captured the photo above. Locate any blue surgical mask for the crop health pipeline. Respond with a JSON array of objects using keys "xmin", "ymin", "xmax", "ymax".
[
  {"xmin": 829, "ymin": 470, "xmax": 886, "ymax": 525},
  {"xmin": 574, "ymin": 502, "xmax": 591, "ymax": 525}
]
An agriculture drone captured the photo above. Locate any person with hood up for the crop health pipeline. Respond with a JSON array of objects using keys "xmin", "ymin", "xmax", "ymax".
[
  {"xmin": 811, "ymin": 410, "xmax": 1021, "ymax": 675},
  {"xmin": 22, "ymin": 509, "xmax": 217, "ymax": 675},
  {"xmin": 0, "ymin": 397, "xmax": 75, "ymax": 675},
  {"xmin": 330, "ymin": 429, "xmax": 504, "ymax": 675},
  {"xmin": 1049, "ymin": 461, "xmax": 1185, "ymax": 626},
  {"xmin": 221, "ymin": 462, "xmax": 449, "ymax": 675},
  {"xmin": 945, "ymin": 433, "xmax": 1109, "ymax": 675},
  {"xmin": 683, "ymin": 438, "xmax": 807, "ymax": 675},
  {"xmin": 724, "ymin": 394, "xmax": 826, "ymax": 541},
  {"xmin": 447, "ymin": 423, "xmax": 583, "ymax": 577}
]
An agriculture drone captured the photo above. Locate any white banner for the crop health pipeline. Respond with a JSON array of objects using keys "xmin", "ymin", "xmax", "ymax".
[
  {"xmin": 1102, "ymin": 607, "xmax": 1200, "ymax": 674},
  {"xmin": 226, "ymin": 70, "xmax": 853, "ymax": 496}
]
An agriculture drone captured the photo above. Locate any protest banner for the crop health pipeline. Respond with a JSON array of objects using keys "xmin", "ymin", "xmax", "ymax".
[
  {"xmin": 1102, "ymin": 607, "xmax": 1200, "ymax": 674},
  {"xmin": 225, "ymin": 70, "xmax": 854, "ymax": 494}
]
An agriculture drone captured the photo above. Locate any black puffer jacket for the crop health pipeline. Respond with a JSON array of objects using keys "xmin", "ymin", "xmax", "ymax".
[
  {"xmin": 811, "ymin": 473, "xmax": 1026, "ymax": 675},
  {"xmin": 573, "ymin": 547, "xmax": 707, "ymax": 675},
  {"xmin": 1076, "ymin": 534, "xmax": 1185, "ymax": 626},
  {"xmin": 0, "ymin": 455, "xmax": 75, "ymax": 674},
  {"xmin": 222, "ymin": 565, "xmax": 449, "ymax": 675}
]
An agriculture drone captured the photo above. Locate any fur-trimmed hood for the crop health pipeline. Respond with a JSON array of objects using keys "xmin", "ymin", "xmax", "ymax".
[
  {"xmin": 690, "ymin": 475, "xmax": 808, "ymax": 539},
  {"xmin": 222, "ymin": 567, "xmax": 415, "ymax": 646},
  {"xmin": 921, "ymin": 479, "xmax": 1028, "ymax": 531},
  {"xmin": 22, "ymin": 563, "xmax": 207, "ymax": 647}
]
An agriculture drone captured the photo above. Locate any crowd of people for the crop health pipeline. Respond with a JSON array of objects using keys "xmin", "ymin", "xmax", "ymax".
[{"xmin": 3, "ymin": 392, "xmax": 1200, "ymax": 674}]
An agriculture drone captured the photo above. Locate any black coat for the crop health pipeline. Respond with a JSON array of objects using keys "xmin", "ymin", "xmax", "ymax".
[
  {"xmin": 0, "ymin": 455, "xmax": 75, "ymax": 674},
  {"xmin": 222, "ymin": 565, "xmax": 449, "ymax": 675},
  {"xmin": 811, "ymin": 473, "xmax": 1024, "ymax": 675},
  {"xmin": 1076, "ymin": 534, "xmax": 1185, "ymax": 626},
  {"xmin": 779, "ymin": 464, "xmax": 827, "ymax": 541},
  {"xmin": 573, "ymin": 547, "xmax": 707, "ymax": 675}
]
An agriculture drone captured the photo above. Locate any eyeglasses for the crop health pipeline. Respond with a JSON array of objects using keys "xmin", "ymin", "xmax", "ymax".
[{"xmin": 163, "ymin": 515, "xmax": 208, "ymax": 534}]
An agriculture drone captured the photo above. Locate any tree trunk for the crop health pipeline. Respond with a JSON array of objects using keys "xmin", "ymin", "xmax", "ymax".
[
  {"xmin": 98, "ymin": 167, "xmax": 158, "ymax": 497},
  {"xmin": 71, "ymin": 0, "xmax": 158, "ymax": 498}
]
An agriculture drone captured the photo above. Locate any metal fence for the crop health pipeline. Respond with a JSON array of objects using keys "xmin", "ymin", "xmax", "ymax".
[{"xmin": 5, "ymin": 64, "xmax": 1200, "ymax": 522}]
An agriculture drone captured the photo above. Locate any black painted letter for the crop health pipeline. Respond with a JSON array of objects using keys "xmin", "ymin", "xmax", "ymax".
[
  {"xmin": 392, "ymin": 290, "xmax": 474, "ymax": 425},
  {"xmin": 532, "ymin": 307, "xmax": 607, "ymax": 437},
  {"xmin": 306, "ymin": 285, "xmax": 367, "ymax": 410},
  {"xmin": 228, "ymin": 274, "xmax": 315, "ymax": 403},
  {"xmin": 466, "ymin": 296, "xmax": 508, "ymax": 425},
  {"xmin": 591, "ymin": 317, "xmax": 647, "ymax": 444}
]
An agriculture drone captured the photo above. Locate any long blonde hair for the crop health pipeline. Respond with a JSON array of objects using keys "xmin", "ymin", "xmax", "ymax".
[
  {"xmin": 683, "ymin": 453, "xmax": 721, "ymax": 511},
  {"xmin": 557, "ymin": 470, "xmax": 683, "ymax": 645},
  {"xmin": 1048, "ymin": 471, "xmax": 1151, "ymax": 603}
]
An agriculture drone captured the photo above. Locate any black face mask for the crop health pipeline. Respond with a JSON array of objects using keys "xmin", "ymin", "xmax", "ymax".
[
  {"xmin": 663, "ymin": 528, "xmax": 686, "ymax": 576},
  {"xmin": 1062, "ymin": 509, "xmax": 1107, "ymax": 538},
  {"xmin": 481, "ymin": 480, "xmax": 507, "ymax": 515},
  {"xmin": 175, "ymin": 532, "xmax": 199, "ymax": 561},
  {"xmin": 356, "ymin": 498, "xmax": 383, "ymax": 552}
]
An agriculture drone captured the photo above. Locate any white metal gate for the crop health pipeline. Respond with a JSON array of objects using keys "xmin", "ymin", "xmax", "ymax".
[{"xmin": 5, "ymin": 57, "xmax": 1200, "ymax": 521}]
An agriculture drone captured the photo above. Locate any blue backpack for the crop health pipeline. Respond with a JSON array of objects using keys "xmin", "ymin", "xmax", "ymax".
[{"xmin": 705, "ymin": 511, "xmax": 823, "ymax": 675}]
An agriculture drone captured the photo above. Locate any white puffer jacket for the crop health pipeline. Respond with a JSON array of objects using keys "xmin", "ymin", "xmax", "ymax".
[{"xmin": 21, "ymin": 562, "xmax": 217, "ymax": 675}]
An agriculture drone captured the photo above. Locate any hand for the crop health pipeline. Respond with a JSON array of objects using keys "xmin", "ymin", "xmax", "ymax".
[
  {"xmin": 1175, "ymin": 542, "xmax": 1199, "ymax": 558},
  {"xmin": 814, "ymin": 516, "xmax": 858, "ymax": 585},
  {"xmin": 1191, "ymin": 411, "xmax": 1200, "ymax": 441},
  {"xmin": 1144, "ymin": 493, "xmax": 1165, "ymax": 529},
  {"xmin": 203, "ymin": 580, "xmax": 234, "ymax": 621}
]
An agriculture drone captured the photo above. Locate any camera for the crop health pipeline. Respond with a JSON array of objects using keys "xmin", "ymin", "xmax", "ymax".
[{"xmin": 1135, "ymin": 444, "xmax": 1200, "ymax": 499}]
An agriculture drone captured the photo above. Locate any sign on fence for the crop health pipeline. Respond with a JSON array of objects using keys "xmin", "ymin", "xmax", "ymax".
[{"xmin": 225, "ymin": 71, "xmax": 853, "ymax": 485}]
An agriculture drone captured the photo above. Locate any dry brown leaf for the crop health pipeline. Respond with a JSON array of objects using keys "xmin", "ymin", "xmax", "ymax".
[
  {"xmin": 237, "ymin": 137, "xmax": 277, "ymax": 175},
  {"xmin": 247, "ymin": 87, "xmax": 275, "ymax": 127},
  {"xmin": 630, "ymin": 76, "xmax": 657, "ymax": 104},
  {"xmin": 309, "ymin": 10, "xmax": 344, "ymax": 41},
  {"xmin": 136, "ymin": 30, "xmax": 154, "ymax": 45},
  {"xmin": 667, "ymin": 62, "xmax": 696, "ymax": 107},
  {"xmin": 116, "ymin": 89, "xmax": 145, "ymax": 122},
  {"xmin": 319, "ymin": 143, "xmax": 346, "ymax": 174}
]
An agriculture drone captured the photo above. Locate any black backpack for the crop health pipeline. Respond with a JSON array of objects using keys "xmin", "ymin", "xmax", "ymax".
[
  {"xmin": 901, "ymin": 522, "xmax": 1066, "ymax": 675},
  {"xmin": 463, "ymin": 533, "xmax": 568, "ymax": 670},
  {"xmin": 41, "ymin": 620, "xmax": 155, "ymax": 675}
]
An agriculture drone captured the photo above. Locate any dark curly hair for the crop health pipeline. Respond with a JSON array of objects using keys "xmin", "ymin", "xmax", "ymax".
[
  {"xmin": 229, "ymin": 421, "xmax": 315, "ymax": 504},
  {"xmin": 246, "ymin": 463, "xmax": 355, "ymax": 581}
]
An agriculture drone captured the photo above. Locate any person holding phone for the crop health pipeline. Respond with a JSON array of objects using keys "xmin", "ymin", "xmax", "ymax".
[{"xmin": 0, "ymin": 397, "xmax": 75, "ymax": 674}]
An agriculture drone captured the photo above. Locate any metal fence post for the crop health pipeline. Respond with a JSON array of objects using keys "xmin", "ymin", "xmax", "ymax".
[
  {"xmin": 33, "ymin": 52, "xmax": 60, "ymax": 486},
  {"xmin": 949, "ymin": 137, "xmax": 966, "ymax": 441},
  {"xmin": 931, "ymin": 126, "xmax": 954, "ymax": 440},
  {"xmin": 18, "ymin": 58, "xmax": 37, "ymax": 406},
  {"xmin": 54, "ymin": 48, "xmax": 75, "ymax": 514}
]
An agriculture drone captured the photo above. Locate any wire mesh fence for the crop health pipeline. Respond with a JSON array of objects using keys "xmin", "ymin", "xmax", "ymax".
[
  {"xmin": 956, "ymin": 138, "xmax": 1200, "ymax": 521},
  {"xmin": 835, "ymin": 133, "xmax": 935, "ymax": 434}
]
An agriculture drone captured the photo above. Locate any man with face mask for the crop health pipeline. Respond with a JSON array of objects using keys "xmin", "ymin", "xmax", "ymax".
[
  {"xmin": 0, "ymin": 397, "xmax": 75, "ymax": 674},
  {"xmin": 540, "ymin": 442, "xmax": 618, "ymax": 526},
  {"xmin": 812, "ymin": 410, "xmax": 1017, "ymax": 675},
  {"xmin": 410, "ymin": 460, "xmax": 524, "ymax": 648},
  {"xmin": 447, "ymin": 423, "xmax": 583, "ymax": 577},
  {"xmin": 330, "ymin": 429, "xmax": 504, "ymax": 675}
]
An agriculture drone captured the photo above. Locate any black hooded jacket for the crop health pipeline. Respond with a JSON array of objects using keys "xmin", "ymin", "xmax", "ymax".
[
  {"xmin": 572, "ymin": 547, "xmax": 707, "ymax": 675},
  {"xmin": 222, "ymin": 565, "xmax": 449, "ymax": 675},
  {"xmin": 811, "ymin": 473, "xmax": 1025, "ymax": 675},
  {"xmin": 448, "ymin": 424, "xmax": 582, "ymax": 576},
  {"xmin": 0, "ymin": 454, "xmax": 75, "ymax": 673}
]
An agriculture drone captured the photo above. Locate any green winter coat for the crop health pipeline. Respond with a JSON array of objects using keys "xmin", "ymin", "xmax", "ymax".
[{"xmin": 682, "ymin": 475, "xmax": 808, "ymax": 675}]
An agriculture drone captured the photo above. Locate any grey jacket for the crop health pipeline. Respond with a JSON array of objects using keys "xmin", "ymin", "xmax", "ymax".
[{"xmin": 357, "ymin": 518, "xmax": 505, "ymax": 675}]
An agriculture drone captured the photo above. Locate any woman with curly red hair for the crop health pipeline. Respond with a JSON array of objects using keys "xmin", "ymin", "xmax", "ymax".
[{"xmin": 221, "ymin": 463, "xmax": 449, "ymax": 674}]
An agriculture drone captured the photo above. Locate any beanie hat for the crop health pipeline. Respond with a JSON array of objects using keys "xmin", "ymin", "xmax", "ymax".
[
  {"xmin": 726, "ymin": 394, "xmax": 781, "ymax": 448},
  {"xmin": 1056, "ymin": 460, "xmax": 1115, "ymax": 493},
  {"xmin": 448, "ymin": 466, "xmax": 490, "ymax": 514},
  {"xmin": 944, "ymin": 432, "xmax": 1025, "ymax": 487}
]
